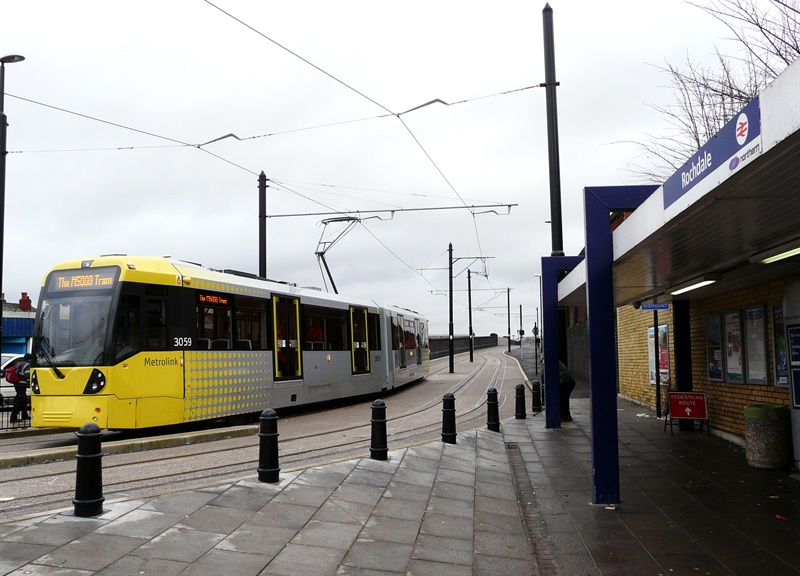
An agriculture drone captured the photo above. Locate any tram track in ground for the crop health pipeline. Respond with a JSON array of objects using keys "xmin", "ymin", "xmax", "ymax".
[{"xmin": 0, "ymin": 348, "xmax": 523, "ymax": 519}]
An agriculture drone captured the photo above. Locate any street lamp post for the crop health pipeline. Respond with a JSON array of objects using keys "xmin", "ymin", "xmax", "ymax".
[
  {"xmin": 534, "ymin": 273, "xmax": 543, "ymax": 375},
  {"xmin": 0, "ymin": 54, "xmax": 25, "ymax": 353}
]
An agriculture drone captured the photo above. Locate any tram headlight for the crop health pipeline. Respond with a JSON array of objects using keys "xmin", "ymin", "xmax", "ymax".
[
  {"xmin": 31, "ymin": 371, "xmax": 40, "ymax": 394},
  {"xmin": 82, "ymin": 369, "xmax": 107, "ymax": 395}
]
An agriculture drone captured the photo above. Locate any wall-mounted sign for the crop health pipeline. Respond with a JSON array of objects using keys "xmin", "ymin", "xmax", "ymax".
[
  {"xmin": 663, "ymin": 98, "xmax": 761, "ymax": 211},
  {"xmin": 724, "ymin": 310, "xmax": 744, "ymax": 383},
  {"xmin": 648, "ymin": 324, "xmax": 670, "ymax": 385}
]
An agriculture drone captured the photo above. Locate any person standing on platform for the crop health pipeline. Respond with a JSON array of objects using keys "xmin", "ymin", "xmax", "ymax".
[{"xmin": 9, "ymin": 353, "xmax": 32, "ymax": 423}]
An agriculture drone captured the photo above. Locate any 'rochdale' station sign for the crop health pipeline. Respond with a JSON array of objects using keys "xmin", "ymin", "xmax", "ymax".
[{"xmin": 663, "ymin": 98, "xmax": 761, "ymax": 210}]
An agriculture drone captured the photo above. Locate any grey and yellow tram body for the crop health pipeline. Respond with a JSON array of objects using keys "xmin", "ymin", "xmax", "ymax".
[{"xmin": 31, "ymin": 256, "xmax": 430, "ymax": 429}]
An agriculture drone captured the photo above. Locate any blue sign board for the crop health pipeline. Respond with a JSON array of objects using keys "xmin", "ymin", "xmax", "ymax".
[
  {"xmin": 641, "ymin": 303, "xmax": 670, "ymax": 310},
  {"xmin": 663, "ymin": 98, "xmax": 761, "ymax": 210}
]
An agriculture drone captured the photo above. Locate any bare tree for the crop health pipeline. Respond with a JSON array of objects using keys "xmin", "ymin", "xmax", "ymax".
[{"xmin": 628, "ymin": 0, "xmax": 799, "ymax": 183}]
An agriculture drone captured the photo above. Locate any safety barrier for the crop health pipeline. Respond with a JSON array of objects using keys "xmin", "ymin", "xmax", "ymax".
[
  {"xmin": 515, "ymin": 383, "xmax": 527, "ymax": 419},
  {"xmin": 370, "ymin": 399, "xmax": 388, "ymax": 461},
  {"xmin": 258, "ymin": 409, "xmax": 281, "ymax": 483},
  {"xmin": 73, "ymin": 423, "xmax": 105, "ymax": 517},
  {"xmin": 72, "ymin": 386, "xmax": 528, "ymax": 505}
]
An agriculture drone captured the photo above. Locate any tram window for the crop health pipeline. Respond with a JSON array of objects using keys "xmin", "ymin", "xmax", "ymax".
[
  {"xmin": 404, "ymin": 320, "xmax": 416, "ymax": 350},
  {"xmin": 114, "ymin": 294, "xmax": 141, "ymax": 359},
  {"xmin": 303, "ymin": 305, "xmax": 325, "ymax": 351},
  {"xmin": 236, "ymin": 296, "xmax": 268, "ymax": 350},
  {"xmin": 197, "ymin": 305, "xmax": 232, "ymax": 347},
  {"xmin": 391, "ymin": 317, "xmax": 399, "ymax": 350},
  {"xmin": 368, "ymin": 312, "xmax": 381, "ymax": 350},
  {"xmin": 419, "ymin": 322, "xmax": 429, "ymax": 348},
  {"xmin": 325, "ymin": 308, "xmax": 347, "ymax": 351},
  {"xmin": 301, "ymin": 305, "xmax": 347, "ymax": 351},
  {"xmin": 146, "ymin": 298, "xmax": 168, "ymax": 349}
]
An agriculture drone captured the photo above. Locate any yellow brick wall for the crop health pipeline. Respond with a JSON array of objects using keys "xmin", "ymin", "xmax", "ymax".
[
  {"xmin": 688, "ymin": 277, "xmax": 796, "ymax": 437},
  {"xmin": 617, "ymin": 305, "xmax": 673, "ymax": 411},
  {"xmin": 617, "ymin": 274, "xmax": 799, "ymax": 439}
]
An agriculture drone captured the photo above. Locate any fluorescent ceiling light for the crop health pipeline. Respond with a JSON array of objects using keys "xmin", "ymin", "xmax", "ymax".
[
  {"xmin": 749, "ymin": 240, "xmax": 800, "ymax": 265},
  {"xmin": 670, "ymin": 274, "xmax": 721, "ymax": 296},
  {"xmin": 754, "ymin": 246, "xmax": 800, "ymax": 264}
]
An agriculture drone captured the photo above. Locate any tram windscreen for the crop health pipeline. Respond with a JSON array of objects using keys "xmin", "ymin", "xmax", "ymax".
[{"xmin": 36, "ymin": 268, "xmax": 119, "ymax": 366}]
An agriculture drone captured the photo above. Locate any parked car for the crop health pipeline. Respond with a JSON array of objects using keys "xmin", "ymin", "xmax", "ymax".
[{"xmin": 0, "ymin": 353, "xmax": 26, "ymax": 407}]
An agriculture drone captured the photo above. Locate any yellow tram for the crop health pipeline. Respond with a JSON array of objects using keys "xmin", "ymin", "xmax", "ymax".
[{"xmin": 30, "ymin": 255, "xmax": 429, "ymax": 429}]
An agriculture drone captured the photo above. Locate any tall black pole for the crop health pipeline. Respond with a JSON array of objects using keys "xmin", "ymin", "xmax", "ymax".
[
  {"xmin": 0, "ymin": 63, "xmax": 7, "ymax": 352},
  {"xmin": 542, "ymin": 4, "xmax": 564, "ymax": 257},
  {"xmin": 468, "ymin": 269, "xmax": 474, "ymax": 362},
  {"xmin": 507, "ymin": 288, "xmax": 511, "ymax": 354},
  {"xmin": 0, "ymin": 56, "xmax": 26, "ymax": 353},
  {"xmin": 654, "ymin": 309, "xmax": 661, "ymax": 418},
  {"xmin": 448, "ymin": 243, "xmax": 454, "ymax": 373},
  {"xmin": 519, "ymin": 304, "xmax": 523, "ymax": 347},
  {"xmin": 258, "ymin": 171, "xmax": 267, "ymax": 278}
]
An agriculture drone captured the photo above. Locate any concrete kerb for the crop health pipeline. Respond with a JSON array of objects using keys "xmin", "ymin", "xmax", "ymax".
[{"xmin": 0, "ymin": 424, "xmax": 258, "ymax": 469}]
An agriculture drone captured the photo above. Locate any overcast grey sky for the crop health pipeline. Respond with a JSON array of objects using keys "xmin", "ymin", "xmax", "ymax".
[{"xmin": 1, "ymin": 1, "xmax": 743, "ymax": 336}]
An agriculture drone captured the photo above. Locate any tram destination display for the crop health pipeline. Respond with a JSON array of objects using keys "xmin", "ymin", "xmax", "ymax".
[{"xmin": 47, "ymin": 267, "xmax": 119, "ymax": 292}]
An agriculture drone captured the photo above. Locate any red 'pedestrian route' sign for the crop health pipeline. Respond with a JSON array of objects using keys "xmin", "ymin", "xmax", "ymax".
[{"xmin": 668, "ymin": 392, "xmax": 708, "ymax": 420}]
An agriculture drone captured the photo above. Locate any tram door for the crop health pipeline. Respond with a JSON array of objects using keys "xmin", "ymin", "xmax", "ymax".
[
  {"xmin": 350, "ymin": 307, "xmax": 370, "ymax": 374},
  {"xmin": 397, "ymin": 314, "xmax": 407, "ymax": 369},
  {"xmin": 273, "ymin": 295, "xmax": 301, "ymax": 380},
  {"xmin": 416, "ymin": 320, "xmax": 424, "ymax": 365}
]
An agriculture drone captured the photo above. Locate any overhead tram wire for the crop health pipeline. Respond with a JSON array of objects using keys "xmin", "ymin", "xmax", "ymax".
[
  {"xmin": 6, "ymin": 94, "xmax": 258, "ymax": 176},
  {"xmin": 268, "ymin": 181, "xmax": 347, "ymax": 216},
  {"xmin": 202, "ymin": 0, "xmax": 514, "ymax": 264},
  {"xmin": 202, "ymin": 0, "xmax": 394, "ymax": 116},
  {"xmin": 357, "ymin": 221, "xmax": 440, "ymax": 292},
  {"xmin": 263, "ymin": 203, "xmax": 516, "ymax": 219},
  {"xmin": 9, "ymin": 3, "xmax": 535, "ymax": 289}
]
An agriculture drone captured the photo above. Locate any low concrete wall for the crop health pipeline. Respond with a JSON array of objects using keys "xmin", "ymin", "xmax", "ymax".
[{"xmin": 429, "ymin": 334, "xmax": 499, "ymax": 359}]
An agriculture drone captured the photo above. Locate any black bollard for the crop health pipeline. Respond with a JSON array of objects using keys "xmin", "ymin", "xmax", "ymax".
[
  {"xmin": 515, "ymin": 383, "xmax": 527, "ymax": 419},
  {"xmin": 487, "ymin": 387, "xmax": 500, "ymax": 432},
  {"xmin": 258, "ymin": 409, "xmax": 281, "ymax": 483},
  {"xmin": 442, "ymin": 392, "xmax": 457, "ymax": 444},
  {"xmin": 531, "ymin": 376, "xmax": 543, "ymax": 413},
  {"xmin": 370, "ymin": 399, "xmax": 388, "ymax": 460},
  {"xmin": 73, "ymin": 423, "xmax": 105, "ymax": 517}
]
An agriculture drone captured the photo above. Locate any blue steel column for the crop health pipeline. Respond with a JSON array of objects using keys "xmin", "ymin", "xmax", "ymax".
[
  {"xmin": 583, "ymin": 185, "xmax": 656, "ymax": 504},
  {"xmin": 542, "ymin": 261, "xmax": 561, "ymax": 429},
  {"xmin": 541, "ymin": 256, "xmax": 583, "ymax": 429},
  {"xmin": 584, "ymin": 189, "xmax": 620, "ymax": 504}
]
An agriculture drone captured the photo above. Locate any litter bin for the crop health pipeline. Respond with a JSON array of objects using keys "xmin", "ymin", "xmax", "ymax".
[{"xmin": 744, "ymin": 404, "xmax": 792, "ymax": 469}]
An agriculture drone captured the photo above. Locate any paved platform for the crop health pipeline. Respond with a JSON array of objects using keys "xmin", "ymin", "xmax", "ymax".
[{"xmin": 1, "ymin": 348, "xmax": 799, "ymax": 575}]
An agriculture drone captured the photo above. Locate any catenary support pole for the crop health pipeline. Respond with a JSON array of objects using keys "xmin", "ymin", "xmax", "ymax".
[
  {"xmin": 449, "ymin": 243, "xmax": 454, "ymax": 373},
  {"xmin": 258, "ymin": 172, "xmax": 267, "ymax": 278},
  {"xmin": 507, "ymin": 288, "xmax": 511, "ymax": 353},
  {"xmin": 468, "ymin": 269, "xmax": 474, "ymax": 362},
  {"xmin": 542, "ymin": 3, "xmax": 564, "ymax": 258}
]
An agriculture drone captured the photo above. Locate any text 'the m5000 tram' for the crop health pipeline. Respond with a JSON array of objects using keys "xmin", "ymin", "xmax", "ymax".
[{"xmin": 30, "ymin": 255, "xmax": 429, "ymax": 429}]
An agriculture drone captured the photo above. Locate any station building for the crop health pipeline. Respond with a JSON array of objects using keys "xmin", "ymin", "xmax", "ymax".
[
  {"xmin": 542, "ymin": 57, "xmax": 800, "ymax": 504},
  {"xmin": 1, "ymin": 292, "xmax": 35, "ymax": 354}
]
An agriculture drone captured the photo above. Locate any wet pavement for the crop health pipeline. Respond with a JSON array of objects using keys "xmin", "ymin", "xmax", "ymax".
[{"xmin": 0, "ymin": 345, "xmax": 798, "ymax": 575}]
